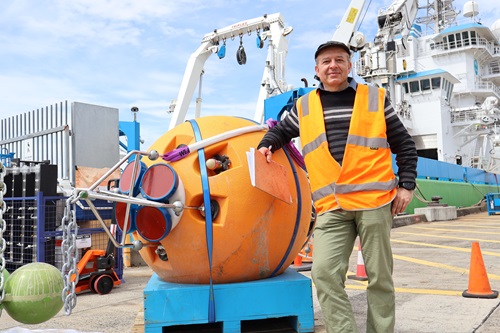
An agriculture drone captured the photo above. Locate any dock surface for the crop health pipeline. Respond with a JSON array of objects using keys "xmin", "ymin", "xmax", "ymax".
[{"xmin": 1, "ymin": 211, "xmax": 499, "ymax": 333}]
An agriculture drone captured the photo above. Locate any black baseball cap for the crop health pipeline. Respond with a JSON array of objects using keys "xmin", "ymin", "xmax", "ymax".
[{"xmin": 314, "ymin": 41, "xmax": 351, "ymax": 60}]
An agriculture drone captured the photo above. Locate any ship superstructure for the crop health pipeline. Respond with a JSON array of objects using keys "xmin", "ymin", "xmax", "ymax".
[{"xmin": 354, "ymin": 0, "xmax": 500, "ymax": 171}]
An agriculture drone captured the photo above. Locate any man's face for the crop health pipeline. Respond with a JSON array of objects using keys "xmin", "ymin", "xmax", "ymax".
[{"xmin": 315, "ymin": 47, "xmax": 352, "ymax": 91}]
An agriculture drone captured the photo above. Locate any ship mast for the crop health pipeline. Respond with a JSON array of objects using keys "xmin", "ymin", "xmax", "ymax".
[{"xmin": 416, "ymin": 0, "xmax": 459, "ymax": 34}]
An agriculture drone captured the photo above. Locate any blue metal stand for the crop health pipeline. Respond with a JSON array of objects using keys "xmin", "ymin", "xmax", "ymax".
[{"xmin": 144, "ymin": 268, "xmax": 315, "ymax": 333}]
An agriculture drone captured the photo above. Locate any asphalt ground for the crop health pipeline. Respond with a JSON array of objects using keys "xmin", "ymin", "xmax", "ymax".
[{"xmin": 1, "ymin": 211, "xmax": 499, "ymax": 333}]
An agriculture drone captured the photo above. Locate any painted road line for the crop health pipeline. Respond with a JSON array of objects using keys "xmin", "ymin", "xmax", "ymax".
[
  {"xmin": 397, "ymin": 231, "xmax": 500, "ymax": 244},
  {"xmin": 406, "ymin": 226, "xmax": 500, "ymax": 235},
  {"xmin": 394, "ymin": 254, "xmax": 500, "ymax": 280},
  {"xmin": 419, "ymin": 222, "xmax": 500, "ymax": 229},
  {"xmin": 345, "ymin": 284, "xmax": 463, "ymax": 296},
  {"xmin": 391, "ymin": 239, "xmax": 500, "ymax": 257},
  {"xmin": 311, "ymin": 278, "xmax": 462, "ymax": 296},
  {"xmin": 393, "ymin": 254, "xmax": 468, "ymax": 275},
  {"xmin": 416, "ymin": 220, "xmax": 500, "ymax": 229}
]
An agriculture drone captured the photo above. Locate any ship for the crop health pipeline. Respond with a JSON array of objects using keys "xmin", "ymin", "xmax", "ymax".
[
  {"xmin": 239, "ymin": 0, "xmax": 499, "ymax": 214},
  {"xmin": 167, "ymin": 0, "xmax": 500, "ymax": 214},
  {"xmin": 344, "ymin": 0, "xmax": 500, "ymax": 212}
]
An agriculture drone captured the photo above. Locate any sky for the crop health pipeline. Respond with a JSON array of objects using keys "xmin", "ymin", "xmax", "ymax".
[{"xmin": 1, "ymin": 0, "xmax": 499, "ymax": 149}]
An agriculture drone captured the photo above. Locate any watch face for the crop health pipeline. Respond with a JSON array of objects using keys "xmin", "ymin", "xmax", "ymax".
[{"xmin": 401, "ymin": 182, "xmax": 415, "ymax": 190}]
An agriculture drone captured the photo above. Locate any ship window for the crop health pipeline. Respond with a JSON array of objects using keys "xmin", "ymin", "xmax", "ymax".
[
  {"xmin": 402, "ymin": 82, "xmax": 409, "ymax": 94},
  {"xmin": 442, "ymin": 36, "xmax": 448, "ymax": 50},
  {"xmin": 470, "ymin": 31, "xmax": 477, "ymax": 45},
  {"xmin": 463, "ymin": 31, "xmax": 470, "ymax": 46},
  {"xmin": 448, "ymin": 34, "xmax": 455, "ymax": 49},
  {"xmin": 442, "ymin": 79, "xmax": 449, "ymax": 92},
  {"xmin": 420, "ymin": 79, "xmax": 431, "ymax": 91},
  {"xmin": 455, "ymin": 33, "xmax": 462, "ymax": 48},
  {"xmin": 447, "ymin": 82, "xmax": 453, "ymax": 102},
  {"xmin": 431, "ymin": 77, "xmax": 441, "ymax": 89},
  {"xmin": 410, "ymin": 80, "xmax": 420, "ymax": 93}
]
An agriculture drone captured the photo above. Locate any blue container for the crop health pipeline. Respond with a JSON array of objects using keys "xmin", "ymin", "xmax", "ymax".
[{"xmin": 486, "ymin": 193, "xmax": 500, "ymax": 215}]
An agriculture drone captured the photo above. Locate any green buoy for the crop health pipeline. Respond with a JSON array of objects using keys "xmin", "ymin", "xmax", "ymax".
[
  {"xmin": 0, "ymin": 268, "xmax": 10, "ymax": 312},
  {"xmin": 3, "ymin": 262, "xmax": 64, "ymax": 324}
]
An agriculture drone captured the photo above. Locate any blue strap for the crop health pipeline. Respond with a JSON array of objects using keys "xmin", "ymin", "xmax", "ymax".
[
  {"xmin": 270, "ymin": 146, "xmax": 303, "ymax": 277},
  {"xmin": 188, "ymin": 119, "xmax": 216, "ymax": 323}
]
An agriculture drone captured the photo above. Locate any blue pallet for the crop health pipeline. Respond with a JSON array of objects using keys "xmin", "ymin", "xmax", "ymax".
[{"xmin": 144, "ymin": 268, "xmax": 315, "ymax": 333}]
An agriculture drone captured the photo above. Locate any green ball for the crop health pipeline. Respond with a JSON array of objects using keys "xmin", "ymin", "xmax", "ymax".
[
  {"xmin": 3, "ymin": 262, "xmax": 64, "ymax": 324},
  {"xmin": 0, "ymin": 268, "xmax": 11, "ymax": 311}
]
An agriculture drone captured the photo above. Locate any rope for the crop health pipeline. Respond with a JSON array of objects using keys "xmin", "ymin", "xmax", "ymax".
[{"xmin": 357, "ymin": 0, "xmax": 373, "ymax": 31}]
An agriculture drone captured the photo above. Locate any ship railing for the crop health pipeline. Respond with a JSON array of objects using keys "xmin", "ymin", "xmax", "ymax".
[
  {"xmin": 395, "ymin": 100, "xmax": 412, "ymax": 120},
  {"xmin": 456, "ymin": 79, "xmax": 500, "ymax": 99},
  {"xmin": 429, "ymin": 37, "xmax": 496, "ymax": 58},
  {"xmin": 484, "ymin": 59, "xmax": 500, "ymax": 77},
  {"xmin": 354, "ymin": 61, "xmax": 369, "ymax": 77},
  {"xmin": 450, "ymin": 107, "xmax": 494, "ymax": 126},
  {"xmin": 472, "ymin": 80, "xmax": 500, "ymax": 98},
  {"xmin": 450, "ymin": 107, "xmax": 479, "ymax": 123}
]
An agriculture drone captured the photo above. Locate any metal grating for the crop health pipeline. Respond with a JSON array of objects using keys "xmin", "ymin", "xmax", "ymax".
[{"xmin": 0, "ymin": 101, "xmax": 71, "ymax": 181}]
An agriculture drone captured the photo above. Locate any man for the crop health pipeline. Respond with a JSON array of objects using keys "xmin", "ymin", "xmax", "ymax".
[{"xmin": 257, "ymin": 41, "xmax": 418, "ymax": 333}]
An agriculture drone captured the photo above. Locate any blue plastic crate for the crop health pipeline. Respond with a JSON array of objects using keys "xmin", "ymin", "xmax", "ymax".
[{"xmin": 76, "ymin": 199, "xmax": 114, "ymax": 221}]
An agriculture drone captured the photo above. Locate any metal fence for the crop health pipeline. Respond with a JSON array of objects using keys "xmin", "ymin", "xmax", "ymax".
[
  {"xmin": 2, "ymin": 192, "xmax": 123, "ymax": 279},
  {"xmin": 0, "ymin": 101, "xmax": 120, "ymax": 186},
  {"xmin": 0, "ymin": 101, "xmax": 71, "ymax": 181}
]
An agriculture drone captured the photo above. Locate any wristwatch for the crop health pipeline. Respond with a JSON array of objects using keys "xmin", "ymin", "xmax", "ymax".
[{"xmin": 399, "ymin": 182, "xmax": 416, "ymax": 191}]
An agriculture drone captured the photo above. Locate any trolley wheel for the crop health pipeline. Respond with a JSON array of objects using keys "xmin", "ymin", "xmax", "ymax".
[
  {"xmin": 93, "ymin": 274, "xmax": 114, "ymax": 295},
  {"xmin": 89, "ymin": 275, "xmax": 98, "ymax": 293}
]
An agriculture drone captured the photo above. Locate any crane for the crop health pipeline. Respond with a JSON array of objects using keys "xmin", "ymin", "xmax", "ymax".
[
  {"xmin": 332, "ymin": 0, "xmax": 420, "ymax": 103},
  {"xmin": 167, "ymin": 13, "xmax": 293, "ymax": 129},
  {"xmin": 355, "ymin": 0, "xmax": 419, "ymax": 96},
  {"xmin": 332, "ymin": 0, "xmax": 369, "ymax": 50}
]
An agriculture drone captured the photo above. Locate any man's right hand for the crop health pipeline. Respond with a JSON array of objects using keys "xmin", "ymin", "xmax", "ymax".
[{"xmin": 258, "ymin": 146, "xmax": 273, "ymax": 163}]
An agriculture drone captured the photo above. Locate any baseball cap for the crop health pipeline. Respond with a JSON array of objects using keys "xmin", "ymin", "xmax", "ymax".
[{"xmin": 314, "ymin": 41, "xmax": 351, "ymax": 60}]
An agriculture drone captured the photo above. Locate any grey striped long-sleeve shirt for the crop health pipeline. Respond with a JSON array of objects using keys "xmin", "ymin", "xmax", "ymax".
[{"xmin": 258, "ymin": 78, "xmax": 418, "ymax": 184}]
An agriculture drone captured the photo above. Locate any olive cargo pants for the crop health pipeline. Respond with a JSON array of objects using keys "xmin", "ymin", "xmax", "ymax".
[{"xmin": 311, "ymin": 205, "xmax": 395, "ymax": 333}]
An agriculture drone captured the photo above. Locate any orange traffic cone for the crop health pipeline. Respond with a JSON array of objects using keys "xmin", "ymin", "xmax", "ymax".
[
  {"xmin": 462, "ymin": 242, "xmax": 499, "ymax": 299},
  {"xmin": 293, "ymin": 254, "xmax": 303, "ymax": 267},
  {"xmin": 291, "ymin": 241, "xmax": 313, "ymax": 272},
  {"xmin": 348, "ymin": 240, "xmax": 368, "ymax": 281}
]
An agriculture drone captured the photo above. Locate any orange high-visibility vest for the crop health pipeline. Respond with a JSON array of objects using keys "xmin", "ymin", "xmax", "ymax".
[{"xmin": 297, "ymin": 84, "xmax": 397, "ymax": 214}]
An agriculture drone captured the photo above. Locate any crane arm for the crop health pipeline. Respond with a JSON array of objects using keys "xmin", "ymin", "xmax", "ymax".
[
  {"xmin": 375, "ymin": 0, "xmax": 419, "ymax": 43},
  {"xmin": 168, "ymin": 13, "xmax": 291, "ymax": 129},
  {"xmin": 332, "ymin": 0, "xmax": 367, "ymax": 50}
]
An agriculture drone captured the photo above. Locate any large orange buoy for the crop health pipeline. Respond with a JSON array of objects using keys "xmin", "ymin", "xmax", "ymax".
[{"xmin": 124, "ymin": 116, "xmax": 313, "ymax": 284}]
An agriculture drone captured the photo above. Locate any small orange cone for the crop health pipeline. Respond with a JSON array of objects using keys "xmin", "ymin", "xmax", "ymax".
[
  {"xmin": 293, "ymin": 254, "xmax": 303, "ymax": 267},
  {"xmin": 462, "ymin": 242, "xmax": 499, "ymax": 299},
  {"xmin": 348, "ymin": 240, "xmax": 368, "ymax": 281},
  {"xmin": 291, "ymin": 241, "xmax": 313, "ymax": 272}
]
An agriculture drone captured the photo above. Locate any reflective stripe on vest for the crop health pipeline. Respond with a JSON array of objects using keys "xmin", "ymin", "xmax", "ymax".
[{"xmin": 297, "ymin": 84, "xmax": 397, "ymax": 213}]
